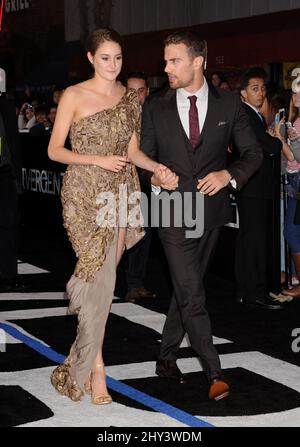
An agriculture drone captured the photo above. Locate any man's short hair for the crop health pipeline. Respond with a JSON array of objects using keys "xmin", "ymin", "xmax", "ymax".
[
  {"xmin": 126, "ymin": 71, "xmax": 148, "ymax": 87},
  {"xmin": 240, "ymin": 67, "xmax": 268, "ymax": 90},
  {"xmin": 164, "ymin": 31, "xmax": 207, "ymax": 64}
]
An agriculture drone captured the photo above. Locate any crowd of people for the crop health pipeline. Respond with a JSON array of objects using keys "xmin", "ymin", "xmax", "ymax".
[{"xmin": 15, "ymin": 86, "xmax": 62, "ymax": 135}]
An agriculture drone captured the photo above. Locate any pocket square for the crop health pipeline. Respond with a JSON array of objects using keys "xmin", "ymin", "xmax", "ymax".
[{"xmin": 217, "ymin": 121, "xmax": 228, "ymax": 126}]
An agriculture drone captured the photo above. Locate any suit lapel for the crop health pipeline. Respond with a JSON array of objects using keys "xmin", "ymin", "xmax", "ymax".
[
  {"xmin": 197, "ymin": 87, "xmax": 220, "ymax": 148},
  {"xmin": 244, "ymin": 103, "xmax": 266, "ymax": 130}
]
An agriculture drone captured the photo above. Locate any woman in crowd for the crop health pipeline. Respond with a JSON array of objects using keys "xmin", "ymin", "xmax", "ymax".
[{"xmin": 282, "ymin": 91, "xmax": 300, "ymax": 298}]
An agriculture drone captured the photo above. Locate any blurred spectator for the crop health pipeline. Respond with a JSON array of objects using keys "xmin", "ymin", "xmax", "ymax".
[
  {"xmin": 210, "ymin": 72, "xmax": 223, "ymax": 88},
  {"xmin": 0, "ymin": 93, "xmax": 25, "ymax": 292},
  {"xmin": 281, "ymin": 92, "xmax": 300, "ymax": 298},
  {"xmin": 124, "ymin": 71, "xmax": 156, "ymax": 303},
  {"xmin": 126, "ymin": 72, "xmax": 149, "ymax": 106},
  {"xmin": 29, "ymin": 106, "xmax": 51, "ymax": 136},
  {"xmin": 235, "ymin": 67, "xmax": 283, "ymax": 309},
  {"xmin": 261, "ymin": 89, "xmax": 288, "ymax": 127},
  {"xmin": 52, "ymin": 87, "xmax": 63, "ymax": 106},
  {"xmin": 18, "ymin": 103, "xmax": 36, "ymax": 130},
  {"xmin": 48, "ymin": 105, "xmax": 57, "ymax": 127},
  {"xmin": 219, "ymin": 80, "xmax": 231, "ymax": 91}
]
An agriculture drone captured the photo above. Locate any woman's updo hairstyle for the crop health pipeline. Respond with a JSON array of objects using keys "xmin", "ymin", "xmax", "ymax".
[{"xmin": 86, "ymin": 28, "xmax": 124, "ymax": 56}]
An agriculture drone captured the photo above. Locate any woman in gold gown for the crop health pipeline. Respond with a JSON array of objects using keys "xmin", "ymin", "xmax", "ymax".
[{"xmin": 48, "ymin": 28, "xmax": 177, "ymax": 404}]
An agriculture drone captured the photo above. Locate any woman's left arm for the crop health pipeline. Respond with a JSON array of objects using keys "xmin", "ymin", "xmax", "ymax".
[
  {"xmin": 127, "ymin": 130, "xmax": 158, "ymax": 172},
  {"xmin": 127, "ymin": 131, "xmax": 179, "ymax": 190}
]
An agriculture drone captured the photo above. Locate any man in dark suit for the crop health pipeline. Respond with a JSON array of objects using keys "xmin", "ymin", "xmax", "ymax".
[
  {"xmin": 0, "ymin": 92, "xmax": 24, "ymax": 292},
  {"xmin": 235, "ymin": 68, "xmax": 283, "ymax": 309},
  {"xmin": 140, "ymin": 31, "xmax": 263, "ymax": 400},
  {"xmin": 125, "ymin": 72, "xmax": 156, "ymax": 303}
]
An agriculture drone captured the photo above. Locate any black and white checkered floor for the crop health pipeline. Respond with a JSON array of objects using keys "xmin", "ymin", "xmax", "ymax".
[{"xmin": 1, "ymin": 227, "xmax": 300, "ymax": 427}]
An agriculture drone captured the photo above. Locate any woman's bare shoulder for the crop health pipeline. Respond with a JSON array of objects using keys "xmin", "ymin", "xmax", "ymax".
[{"xmin": 63, "ymin": 81, "xmax": 94, "ymax": 98}]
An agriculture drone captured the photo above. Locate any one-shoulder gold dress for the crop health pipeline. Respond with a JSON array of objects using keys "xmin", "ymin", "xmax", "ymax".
[{"xmin": 51, "ymin": 90, "xmax": 144, "ymax": 400}]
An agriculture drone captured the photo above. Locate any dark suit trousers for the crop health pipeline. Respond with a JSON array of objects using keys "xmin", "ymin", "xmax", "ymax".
[
  {"xmin": 127, "ymin": 227, "xmax": 152, "ymax": 289},
  {"xmin": 0, "ymin": 167, "xmax": 18, "ymax": 279},
  {"xmin": 158, "ymin": 226, "xmax": 222, "ymax": 378},
  {"xmin": 235, "ymin": 196, "xmax": 271, "ymax": 301}
]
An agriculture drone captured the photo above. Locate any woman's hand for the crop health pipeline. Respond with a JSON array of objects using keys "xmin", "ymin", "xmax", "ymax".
[
  {"xmin": 268, "ymin": 118, "xmax": 285, "ymax": 141},
  {"xmin": 152, "ymin": 164, "xmax": 179, "ymax": 190},
  {"xmin": 287, "ymin": 127, "xmax": 299, "ymax": 141},
  {"xmin": 96, "ymin": 155, "xmax": 129, "ymax": 172}
]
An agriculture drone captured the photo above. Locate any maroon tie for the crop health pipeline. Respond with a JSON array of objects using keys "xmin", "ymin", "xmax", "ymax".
[{"xmin": 188, "ymin": 95, "xmax": 200, "ymax": 148}]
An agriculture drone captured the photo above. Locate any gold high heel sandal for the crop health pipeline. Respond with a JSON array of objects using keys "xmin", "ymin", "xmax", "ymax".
[
  {"xmin": 91, "ymin": 363, "xmax": 112, "ymax": 405},
  {"xmin": 84, "ymin": 372, "xmax": 92, "ymax": 395}
]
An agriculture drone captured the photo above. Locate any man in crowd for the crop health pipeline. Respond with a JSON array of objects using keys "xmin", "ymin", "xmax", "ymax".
[
  {"xmin": 235, "ymin": 68, "xmax": 283, "ymax": 310},
  {"xmin": 125, "ymin": 72, "xmax": 156, "ymax": 303}
]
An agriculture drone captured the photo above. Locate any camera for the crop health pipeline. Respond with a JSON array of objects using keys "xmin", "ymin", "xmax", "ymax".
[
  {"xmin": 275, "ymin": 108, "xmax": 285, "ymax": 124},
  {"xmin": 278, "ymin": 108, "xmax": 285, "ymax": 121},
  {"xmin": 285, "ymin": 121, "xmax": 293, "ymax": 129}
]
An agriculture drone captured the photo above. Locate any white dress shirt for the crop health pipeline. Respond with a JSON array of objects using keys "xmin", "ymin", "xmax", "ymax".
[
  {"xmin": 152, "ymin": 81, "xmax": 208, "ymax": 195},
  {"xmin": 176, "ymin": 78, "xmax": 208, "ymax": 138},
  {"xmin": 152, "ymin": 79, "xmax": 235, "ymax": 192}
]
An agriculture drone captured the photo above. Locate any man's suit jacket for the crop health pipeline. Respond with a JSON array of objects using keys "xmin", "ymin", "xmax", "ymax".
[
  {"xmin": 0, "ymin": 95, "xmax": 22, "ymax": 186},
  {"xmin": 140, "ymin": 84, "xmax": 263, "ymax": 230},
  {"xmin": 236, "ymin": 103, "xmax": 282, "ymax": 199}
]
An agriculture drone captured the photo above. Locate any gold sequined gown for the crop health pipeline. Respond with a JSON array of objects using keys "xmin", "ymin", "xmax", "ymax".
[{"xmin": 51, "ymin": 90, "xmax": 144, "ymax": 401}]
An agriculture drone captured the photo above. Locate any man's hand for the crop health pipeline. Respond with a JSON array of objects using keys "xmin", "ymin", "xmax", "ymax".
[
  {"xmin": 152, "ymin": 165, "xmax": 179, "ymax": 190},
  {"xmin": 197, "ymin": 170, "xmax": 231, "ymax": 196}
]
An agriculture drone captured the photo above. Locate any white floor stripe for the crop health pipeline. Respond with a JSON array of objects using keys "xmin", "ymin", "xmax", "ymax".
[
  {"xmin": 18, "ymin": 262, "xmax": 49, "ymax": 275},
  {"xmin": 0, "ymin": 307, "xmax": 68, "ymax": 321},
  {"xmin": 1, "ymin": 269, "xmax": 299, "ymax": 426},
  {"xmin": 1, "ymin": 361, "xmax": 300, "ymax": 427},
  {"xmin": 0, "ymin": 292, "xmax": 120, "ymax": 301},
  {"xmin": 204, "ymin": 407, "xmax": 300, "ymax": 427},
  {"xmin": 0, "ymin": 368, "xmax": 187, "ymax": 427},
  {"xmin": 0, "ymin": 303, "xmax": 232, "ymax": 348},
  {"xmin": 0, "ymin": 292, "xmax": 67, "ymax": 301},
  {"xmin": 111, "ymin": 302, "xmax": 232, "ymax": 346},
  {"xmin": 220, "ymin": 351, "xmax": 300, "ymax": 393}
]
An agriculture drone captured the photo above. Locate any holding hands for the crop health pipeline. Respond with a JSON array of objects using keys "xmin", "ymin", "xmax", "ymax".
[{"xmin": 152, "ymin": 164, "xmax": 179, "ymax": 191}]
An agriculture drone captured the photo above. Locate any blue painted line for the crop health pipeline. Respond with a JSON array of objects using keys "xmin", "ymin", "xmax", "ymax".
[
  {"xmin": 0, "ymin": 322, "xmax": 214, "ymax": 428},
  {"xmin": 0, "ymin": 322, "xmax": 65, "ymax": 363}
]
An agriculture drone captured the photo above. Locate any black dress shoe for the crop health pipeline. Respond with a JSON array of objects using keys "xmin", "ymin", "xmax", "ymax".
[
  {"xmin": 125, "ymin": 287, "xmax": 156, "ymax": 303},
  {"xmin": 156, "ymin": 359, "xmax": 186, "ymax": 383},
  {"xmin": 255, "ymin": 295, "xmax": 283, "ymax": 310}
]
